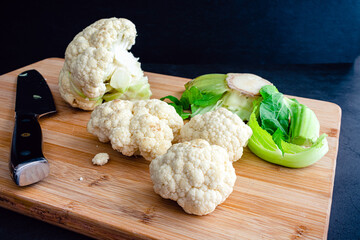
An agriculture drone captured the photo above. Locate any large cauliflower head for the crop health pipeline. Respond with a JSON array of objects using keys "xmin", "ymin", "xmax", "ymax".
[
  {"xmin": 87, "ymin": 99, "xmax": 183, "ymax": 161},
  {"xmin": 59, "ymin": 17, "xmax": 151, "ymax": 110},
  {"xmin": 180, "ymin": 107, "xmax": 253, "ymax": 162},
  {"xmin": 150, "ymin": 139, "xmax": 236, "ymax": 216}
]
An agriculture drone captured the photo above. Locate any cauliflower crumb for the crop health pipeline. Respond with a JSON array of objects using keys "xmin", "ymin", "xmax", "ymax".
[
  {"xmin": 87, "ymin": 99, "xmax": 184, "ymax": 161},
  {"xmin": 180, "ymin": 108, "xmax": 253, "ymax": 162},
  {"xmin": 149, "ymin": 139, "xmax": 236, "ymax": 216},
  {"xmin": 92, "ymin": 153, "xmax": 110, "ymax": 166}
]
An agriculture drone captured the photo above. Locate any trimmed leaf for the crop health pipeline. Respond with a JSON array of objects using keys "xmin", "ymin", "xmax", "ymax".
[
  {"xmin": 160, "ymin": 95, "xmax": 183, "ymax": 106},
  {"xmin": 259, "ymin": 91, "xmax": 290, "ymax": 137},
  {"xmin": 272, "ymin": 128, "xmax": 285, "ymax": 154}
]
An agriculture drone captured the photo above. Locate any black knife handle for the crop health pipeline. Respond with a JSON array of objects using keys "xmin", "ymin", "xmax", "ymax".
[{"xmin": 10, "ymin": 113, "xmax": 49, "ymax": 186}]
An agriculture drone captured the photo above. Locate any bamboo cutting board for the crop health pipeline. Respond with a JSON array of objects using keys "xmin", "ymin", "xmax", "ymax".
[{"xmin": 0, "ymin": 58, "xmax": 341, "ymax": 240}]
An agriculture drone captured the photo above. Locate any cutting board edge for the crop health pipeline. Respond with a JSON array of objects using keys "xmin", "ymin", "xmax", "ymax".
[
  {"xmin": 0, "ymin": 189, "xmax": 153, "ymax": 240},
  {"xmin": 324, "ymin": 106, "xmax": 342, "ymax": 239}
]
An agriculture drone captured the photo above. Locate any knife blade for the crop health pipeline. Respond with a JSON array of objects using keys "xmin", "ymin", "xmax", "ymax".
[{"xmin": 10, "ymin": 69, "xmax": 56, "ymax": 186}]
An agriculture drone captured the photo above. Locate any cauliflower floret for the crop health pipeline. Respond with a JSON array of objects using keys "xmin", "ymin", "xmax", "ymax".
[
  {"xmin": 87, "ymin": 99, "xmax": 183, "ymax": 161},
  {"xmin": 92, "ymin": 153, "xmax": 110, "ymax": 166},
  {"xmin": 180, "ymin": 108, "xmax": 252, "ymax": 162},
  {"xmin": 150, "ymin": 139, "xmax": 236, "ymax": 215},
  {"xmin": 59, "ymin": 17, "xmax": 151, "ymax": 110}
]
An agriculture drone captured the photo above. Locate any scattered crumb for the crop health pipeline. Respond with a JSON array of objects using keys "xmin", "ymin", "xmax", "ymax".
[
  {"xmin": 96, "ymin": 145, "xmax": 99, "ymax": 148},
  {"xmin": 92, "ymin": 153, "xmax": 110, "ymax": 166},
  {"xmin": 79, "ymin": 177, "xmax": 83, "ymax": 181}
]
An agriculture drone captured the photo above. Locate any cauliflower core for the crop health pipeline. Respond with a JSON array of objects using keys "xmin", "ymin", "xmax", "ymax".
[
  {"xmin": 87, "ymin": 99, "xmax": 183, "ymax": 161},
  {"xmin": 150, "ymin": 139, "xmax": 236, "ymax": 215},
  {"xmin": 180, "ymin": 108, "xmax": 253, "ymax": 162},
  {"xmin": 59, "ymin": 17, "xmax": 151, "ymax": 110},
  {"xmin": 92, "ymin": 153, "xmax": 109, "ymax": 166}
]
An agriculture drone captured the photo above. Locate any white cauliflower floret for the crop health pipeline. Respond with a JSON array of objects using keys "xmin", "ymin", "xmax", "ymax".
[
  {"xmin": 87, "ymin": 99, "xmax": 183, "ymax": 161},
  {"xmin": 92, "ymin": 153, "xmax": 109, "ymax": 166},
  {"xmin": 150, "ymin": 139, "xmax": 236, "ymax": 215},
  {"xmin": 59, "ymin": 17, "xmax": 151, "ymax": 110},
  {"xmin": 180, "ymin": 108, "xmax": 252, "ymax": 162}
]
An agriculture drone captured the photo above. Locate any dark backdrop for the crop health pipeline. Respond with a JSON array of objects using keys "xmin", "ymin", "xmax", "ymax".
[{"xmin": 1, "ymin": 0, "xmax": 360, "ymax": 75}]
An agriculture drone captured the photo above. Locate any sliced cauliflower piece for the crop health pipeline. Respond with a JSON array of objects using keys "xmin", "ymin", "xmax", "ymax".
[
  {"xmin": 92, "ymin": 153, "xmax": 110, "ymax": 166},
  {"xmin": 150, "ymin": 139, "xmax": 236, "ymax": 216},
  {"xmin": 59, "ymin": 17, "xmax": 151, "ymax": 110},
  {"xmin": 87, "ymin": 99, "xmax": 183, "ymax": 161},
  {"xmin": 180, "ymin": 107, "xmax": 252, "ymax": 162}
]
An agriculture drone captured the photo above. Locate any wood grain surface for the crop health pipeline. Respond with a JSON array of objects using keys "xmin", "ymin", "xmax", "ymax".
[{"xmin": 0, "ymin": 58, "xmax": 341, "ymax": 240}]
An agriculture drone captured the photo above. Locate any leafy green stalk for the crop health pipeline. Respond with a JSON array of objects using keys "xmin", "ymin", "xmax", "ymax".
[
  {"xmin": 259, "ymin": 85, "xmax": 290, "ymax": 139},
  {"xmin": 185, "ymin": 74, "xmax": 228, "ymax": 95},
  {"xmin": 247, "ymin": 102, "xmax": 329, "ymax": 168},
  {"xmin": 288, "ymin": 103, "xmax": 320, "ymax": 146},
  {"xmin": 160, "ymin": 86, "xmax": 219, "ymax": 119},
  {"xmin": 256, "ymin": 85, "xmax": 324, "ymax": 155},
  {"xmin": 161, "ymin": 73, "xmax": 261, "ymax": 120},
  {"xmin": 190, "ymin": 99, "xmax": 223, "ymax": 117},
  {"xmin": 221, "ymin": 90, "xmax": 254, "ymax": 121}
]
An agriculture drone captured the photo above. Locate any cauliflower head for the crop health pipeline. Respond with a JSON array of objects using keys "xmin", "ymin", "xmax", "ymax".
[
  {"xmin": 59, "ymin": 17, "xmax": 151, "ymax": 110},
  {"xmin": 87, "ymin": 99, "xmax": 183, "ymax": 161},
  {"xmin": 149, "ymin": 139, "xmax": 236, "ymax": 215},
  {"xmin": 180, "ymin": 108, "xmax": 252, "ymax": 162}
]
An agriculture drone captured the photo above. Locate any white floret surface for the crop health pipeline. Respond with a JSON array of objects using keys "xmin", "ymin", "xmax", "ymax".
[
  {"xmin": 92, "ymin": 153, "xmax": 110, "ymax": 166},
  {"xmin": 180, "ymin": 108, "xmax": 253, "ymax": 162},
  {"xmin": 58, "ymin": 17, "xmax": 150, "ymax": 110},
  {"xmin": 87, "ymin": 99, "xmax": 183, "ymax": 161},
  {"xmin": 149, "ymin": 139, "xmax": 236, "ymax": 215}
]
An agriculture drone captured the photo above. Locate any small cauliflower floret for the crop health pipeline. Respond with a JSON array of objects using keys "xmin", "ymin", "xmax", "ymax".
[
  {"xmin": 150, "ymin": 139, "xmax": 236, "ymax": 216},
  {"xmin": 59, "ymin": 17, "xmax": 151, "ymax": 110},
  {"xmin": 180, "ymin": 108, "xmax": 252, "ymax": 162},
  {"xmin": 92, "ymin": 153, "xmax": 110, "ymax": 166},
  {"xmin": 87, "ymin": 99, "xmax": 183, "ymax": 161}
]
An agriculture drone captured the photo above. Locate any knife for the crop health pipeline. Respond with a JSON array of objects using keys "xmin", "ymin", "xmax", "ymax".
[{"xmin": 10, "ymin": 69, "xmax": 56, "ymax": 186}]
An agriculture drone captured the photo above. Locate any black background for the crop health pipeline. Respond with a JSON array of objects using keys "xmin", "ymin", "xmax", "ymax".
[
  {"xmin": 1, "ymin": 0, "xmax": 360, "ymax": 74},
  {"xmin": 1, "ymin": 1, "xmax": 360, "ymax": 239}
]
